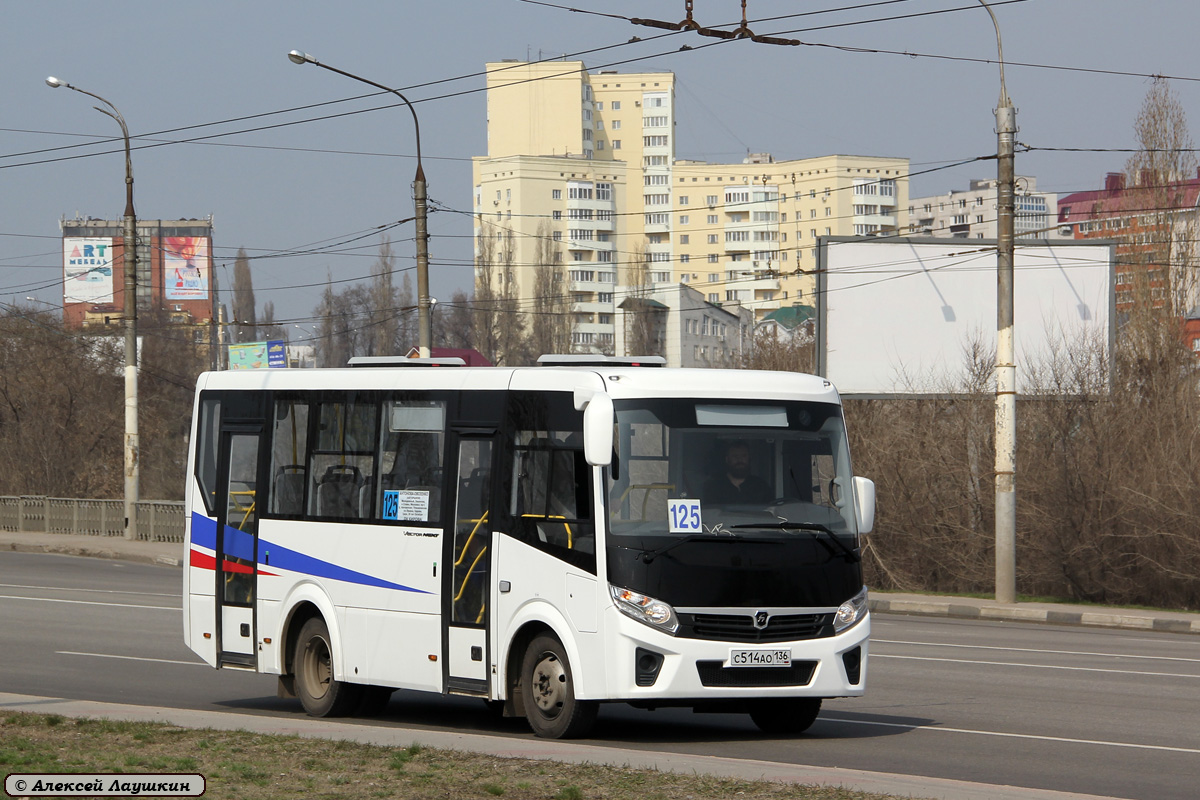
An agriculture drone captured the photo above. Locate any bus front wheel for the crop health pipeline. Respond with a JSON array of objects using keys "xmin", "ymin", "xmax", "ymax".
[
  {"xmin": 520, "ymin": 634, "xmax": 597, "ymax": 739},
  {"xmin": 294, "ymin": 617, "xmax": 361, "ymax": 717}
]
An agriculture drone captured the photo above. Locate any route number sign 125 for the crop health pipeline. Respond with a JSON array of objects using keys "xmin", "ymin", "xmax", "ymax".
[{"xmin": 667, "ymin": 499, "xmax": 702, "ymax": 533}]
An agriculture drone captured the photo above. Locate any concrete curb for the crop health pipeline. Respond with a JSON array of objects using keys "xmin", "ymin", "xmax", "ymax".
[
  {"xmin": 0, "ymin": 692, "xmax": 1129, "ymax": 800},
  {"xmin": 868, "ymin": 597, "xmax": 1200, "ymax": 636},
  {"xmin": 4, "ymin": 538, "xmax": 181, "ymax": 569}
]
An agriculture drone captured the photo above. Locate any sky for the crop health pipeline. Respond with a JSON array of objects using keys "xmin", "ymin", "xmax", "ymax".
[{"xmin": 4, "ymin": 0, "xmax": 1200, "ymax": 331}]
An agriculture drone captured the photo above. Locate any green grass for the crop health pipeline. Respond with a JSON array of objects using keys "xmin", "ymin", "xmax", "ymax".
[{"xmin": 0, "ymin": 711, "xmax": 925, "ymax": 800}]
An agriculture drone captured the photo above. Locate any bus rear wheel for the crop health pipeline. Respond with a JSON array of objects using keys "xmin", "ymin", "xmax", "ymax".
[
  {"xmin": 294, "ymin": 617, "xmax": 361, "ymax": 717},
  {"xmin": 520, "ymin": 634, "xmax": 597, "ymax": 739},
  {"xmin": 749, "ymin": 697, "xmax": 821, "ymax": 735}
]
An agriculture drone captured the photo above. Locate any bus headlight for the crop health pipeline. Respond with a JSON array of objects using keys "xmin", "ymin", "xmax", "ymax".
[
  {"xmin": 609, "ymin": 585, "xmax": 679, "ymax": 635},
  {"xmin": 834, "ymin": 585, "xmax": 869, "ymax": 633}
]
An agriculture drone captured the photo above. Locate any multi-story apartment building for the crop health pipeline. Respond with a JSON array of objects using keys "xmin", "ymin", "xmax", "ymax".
[
  {"xmin": 473, "ymin": 61, "xmax": 908, "ymax": 353},
  {"xmin": 907, "ymin": 177, "xmax": 1061, "ymax": 240},
  {"xmin": 1059, "ymin": 170, "xmax": 1200, "ymax": 314}
]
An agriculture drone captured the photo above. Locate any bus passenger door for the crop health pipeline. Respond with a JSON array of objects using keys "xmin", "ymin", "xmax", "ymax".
[
  {"xmin": 445, "ymin": 434, "xmax": 495, "ymax": 694},
  {"xmin": 216, "ymin": 427, "xmax": 262, "ymax": 666}
]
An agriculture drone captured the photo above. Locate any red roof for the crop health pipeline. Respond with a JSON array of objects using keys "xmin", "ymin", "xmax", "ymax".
[{"xmin": 1059, "ymin": 170, "xmax": 1200, "ymax": 224}]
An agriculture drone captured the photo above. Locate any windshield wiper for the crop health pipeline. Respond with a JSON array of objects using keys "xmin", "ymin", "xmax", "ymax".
[
  {"xmin": 730, "ymin": 521, "xmax": 860, "ymax": 562},
  {"xmin": 637, "ymin": 532, "xmax": 741, "ymax": 564}
]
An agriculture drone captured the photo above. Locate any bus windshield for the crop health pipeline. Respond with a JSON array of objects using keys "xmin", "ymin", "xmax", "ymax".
[{"xmin": 606, "ymin": 398, "xmax": 858, "ymax": 540}]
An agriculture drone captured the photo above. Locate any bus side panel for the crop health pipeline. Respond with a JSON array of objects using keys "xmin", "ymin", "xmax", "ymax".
[
  {"xmin": 257, "ymin": 599, "xmax": 282, "ymax": 674},
  {"xmin": 257, "ymin": 519, "xmax": 442, "ymax": 686},
  {"xmin": 492, "ymin": 534, "xmax": 605, "ymax": 700},
  {"xmin": 344, "ymin": 608, "xmax": 442, "ymax": 692},
  {"xmin": 185, "ymin": 485, "xmax": 218, "ymax": 667},
  {"xmin": 188, "ymin": 593, "xmax": 218, "ymax": 667}
]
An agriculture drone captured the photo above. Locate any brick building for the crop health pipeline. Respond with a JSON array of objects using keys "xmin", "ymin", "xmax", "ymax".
[{"xmin": 61, "ymin": 216, "xmax": 214, "ymax": 337}]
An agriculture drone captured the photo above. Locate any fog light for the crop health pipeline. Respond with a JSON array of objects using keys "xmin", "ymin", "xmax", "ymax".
[{"xmin": 635, "ymin": 647, "xmax": 665, "ymax": 687}]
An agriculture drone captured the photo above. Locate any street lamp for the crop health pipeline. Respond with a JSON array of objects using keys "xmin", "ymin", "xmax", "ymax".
[
  {"xmin": 47, "ymin": 76, "xmax": 140, "ymax": 541},
  {"xmin": 287, "ymin": 50, "xmax": 432, "ymax": 358},
  {"xmin": 977, "ymin": 1, "xmax": 1018, "ymax": 604}
]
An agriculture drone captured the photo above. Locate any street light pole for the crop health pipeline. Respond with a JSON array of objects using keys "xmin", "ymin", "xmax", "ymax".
[
  {"xmin": 977, "ymin": 2, "xmax": 1017, "ymax": 604},
  {"xmin": 287, "ymin": 50, "xmax": 432, "ymax": 358},
  {"xmin": 47, "ymin": 76, "xmax": 140, "ymax": 541}
]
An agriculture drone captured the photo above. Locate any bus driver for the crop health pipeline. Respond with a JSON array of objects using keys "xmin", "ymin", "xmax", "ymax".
[{"xmin": 703, "ymin": 440, "xmax": 772, "ymax": 505}]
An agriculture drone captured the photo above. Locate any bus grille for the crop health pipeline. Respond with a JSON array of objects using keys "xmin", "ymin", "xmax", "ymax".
[
  {"xmin": 678, "ymin": 612, "xmax": 833, "ymax": 643},
  {"xmin": 695, "ymin": 660, "xmax": 817, "ymax": 687}
]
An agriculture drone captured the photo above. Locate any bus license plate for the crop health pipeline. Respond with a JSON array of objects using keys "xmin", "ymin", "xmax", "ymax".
[{"xmin": 728, "ymin": 649, "xmax": 791, "ymax": 668}]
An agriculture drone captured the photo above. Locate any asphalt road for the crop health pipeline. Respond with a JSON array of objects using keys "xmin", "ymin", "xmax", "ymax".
[{"xmin": 2, "ymin": 551, "xmax": 1198, "ymax": 800}]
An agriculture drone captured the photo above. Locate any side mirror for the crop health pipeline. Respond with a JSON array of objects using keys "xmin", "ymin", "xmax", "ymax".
[
  {"xmin": 582, "ymin": 392, "xmax": 613, "ymax": 467},
  {"xmin": 852, "ymin": 476, "xmax": 875, "ymax": 534}
]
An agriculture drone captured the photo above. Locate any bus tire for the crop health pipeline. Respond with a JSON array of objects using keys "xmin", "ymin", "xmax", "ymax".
[
  {"xmin": 294, "ymin": 617, "xmax": 361, "ymax": 717},
  {"xmin": 749, "ymin": 697, "xmax": 821, "ymax": 735},
  {"xmin": 520, "ymin": 634, "xmax": 597, "ymax": 739}
]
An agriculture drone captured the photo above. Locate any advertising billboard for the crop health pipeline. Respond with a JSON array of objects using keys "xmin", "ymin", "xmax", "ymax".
[
  {"xmin": 63, "ymin": 237, "xmax": 114, "ymax": 304},
  {"xmin": 816, "ymin": 238, "xmax": 1115, "ymax": 395},
  {"xmin": 228, "ymin": 340, "xmax": 286, "ymax": 370},
  {"xmin": 164, "ymin": 236, "xmax": 210, "ymax": 301}
]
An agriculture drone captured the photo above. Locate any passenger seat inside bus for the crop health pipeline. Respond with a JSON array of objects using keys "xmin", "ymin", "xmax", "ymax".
[
  {"xmin": 272, "ymin": 465, "xmax": 307, "ymax": 516},
  {"xmin": 315, "ymin": 464, "xmax": 362, "ymax": 519}
]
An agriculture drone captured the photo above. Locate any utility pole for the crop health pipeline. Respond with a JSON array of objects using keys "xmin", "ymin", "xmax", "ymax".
[
  {"xmin": 47, "ymin": 77, "xmax": 139, "ymax": 541},
  {"xmin": 980, "ymin": 1, "xmax": 1017, "ymax": 603},
  {"xmin": 288, "ymin": 50, "xmax": 432, "ymax": 357}
]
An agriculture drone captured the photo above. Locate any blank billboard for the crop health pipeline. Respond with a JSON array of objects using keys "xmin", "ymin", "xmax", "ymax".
[{"xmin": 816, "ymin": 238, "xmax": 1114, "ymax": 395}]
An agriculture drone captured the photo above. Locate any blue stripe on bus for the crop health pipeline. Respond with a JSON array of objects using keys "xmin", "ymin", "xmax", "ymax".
[
  {"xmin": 223, "ymin": 525, "xmax": 255, "ymax": 561},
  {"xmin": 191, "ymin": 513, "xmax": 217, "ymax": 550},
  {"xmin": 256, "ymin": 540, "xmax": 432, "ymax": 594},
  {"xmin": 188, "ymin": 512, "xmax": 431, "ymax": 595}
]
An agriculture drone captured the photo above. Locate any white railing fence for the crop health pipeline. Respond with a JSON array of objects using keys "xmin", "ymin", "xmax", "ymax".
[{"xmin": 0, "ymin": 496, "xmax": 185, "ymax": 543}]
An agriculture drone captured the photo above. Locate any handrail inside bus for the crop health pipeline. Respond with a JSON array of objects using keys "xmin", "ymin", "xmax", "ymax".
[
  {"xmin": 520, "ymin": 514, "xmax": 574, "ymax": 549},
  {"xmin": 613, "ymin": 483, "xmax": 674, "ymax": 520},
  {"xmin": 453, "ymin": 511, "xmax": 489, "ymax": 567},
  {"xmin": 453, "ymin": 545, "xmax": 488, "ymax": 604},
  {"xmin": 228, "ymin": 489, "xmax": 256, "ymax": 531}
]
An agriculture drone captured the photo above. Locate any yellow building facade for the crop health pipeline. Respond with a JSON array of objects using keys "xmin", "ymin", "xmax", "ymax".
[{"xmin": 474, "ymin": 61, "xmax": 909, "ymax": 353}]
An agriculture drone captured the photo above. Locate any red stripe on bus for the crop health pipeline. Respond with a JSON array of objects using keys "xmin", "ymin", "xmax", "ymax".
[{"xmin": 190, "ymin": 550, "xmax": 216, "ymax": 570}]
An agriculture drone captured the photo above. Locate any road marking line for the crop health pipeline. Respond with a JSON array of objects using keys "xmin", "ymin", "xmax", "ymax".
[
  {"xmin": 55, "ymin": 652, "xmax": 205, "ymax": 671},
  {"xmin": 872, "ymin": 653, "xmax": 1200, "ymax": 679},
  {"xmin": 56, "ymin": 651, "xmax": 206, "ymax": 667},
  {"xmin": 874, "ymin": 638, "xmax": 1200, "ymax": 664},
  {"xmin": 0, "ymin": 582, "xmax": 178, "ymax": 598},
  {"xmin": 0, "ymin": 594, "xmax": 178, "ymax": 611},
  {"xmin": 824, "ymin": 715, "xmax": 1200, "ymax": 755}
]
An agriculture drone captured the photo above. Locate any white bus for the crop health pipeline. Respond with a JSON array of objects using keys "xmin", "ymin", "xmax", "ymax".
[{"xmin": 183, "ymin": 355, "xmax": 875, "ymax": 739}]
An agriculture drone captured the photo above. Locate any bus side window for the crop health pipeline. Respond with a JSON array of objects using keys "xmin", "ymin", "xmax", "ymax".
[
  {"xmin": 270, "ymin": 400, "xmax": 309, "ymax": 516},
  {"xmin": 510, "ymin": 430, "xmax": 595, "ymax": 565},
  {"xmin": 377, "ymin": 400, "xmax": 446, "ymax": 524},
  {"xmin": 307, "ymin": 399, "xmax": 376, "ymax": 520}
]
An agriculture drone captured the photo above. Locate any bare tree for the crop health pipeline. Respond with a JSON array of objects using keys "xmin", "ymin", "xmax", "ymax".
[
  {"xmin": 527, "ymin": 221, "xmax": 571, "ymax": 357},
  {"xmin": 231, "ymin": 248, "xmax": 257, "ymax": 343},
  {"xmin": 621, "ymin": 243, "xmax": 664, "ymax": 357},
  {"xmin": 472, "ymin": 227, "xmax": 528, "ymax": 365},
  {"xmin": 440, "ymin": 288, "xmax": 477, "ymax": 351},
  {"xmin": 1117, "ymin": 79, "xmax": 1200, "ymax": 393},
  {"xmin": 742, "ymin": 321, "xmax": 815, "ymax": 372},
  {"xmin": 367, "ymin": 238, "xmax": 399, "ymax": 357},
  {"xmin": 258, "ymin": 301, "xmax": 286, "ymax": 343}
]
